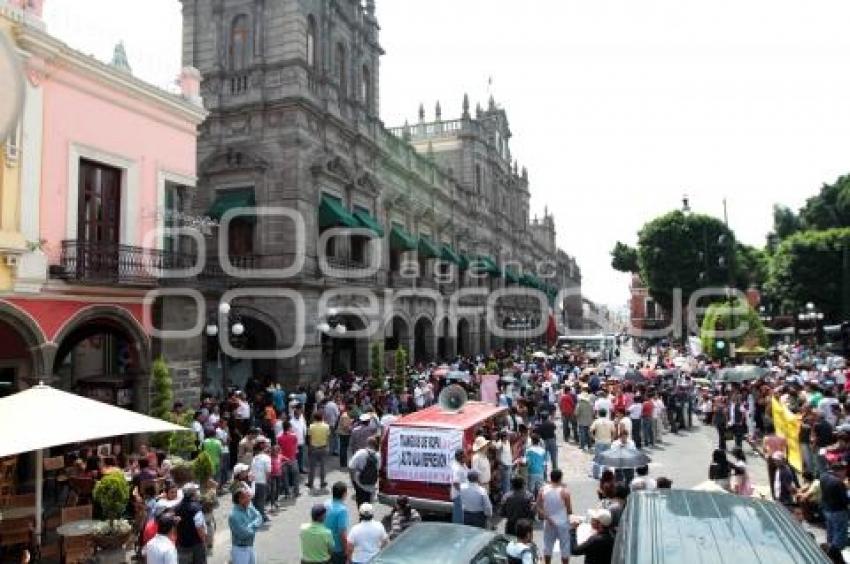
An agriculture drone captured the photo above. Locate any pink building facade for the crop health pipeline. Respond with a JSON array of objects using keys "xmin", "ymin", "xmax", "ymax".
[{"xmin": 0, "ymin": 0, "xmax": 206, "ymax": 411}]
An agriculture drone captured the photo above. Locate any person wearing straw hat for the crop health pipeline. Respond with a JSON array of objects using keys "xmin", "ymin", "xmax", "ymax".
[{"xmin": 471, "ymin": 436, "xmax": 492, "ymax": 492}]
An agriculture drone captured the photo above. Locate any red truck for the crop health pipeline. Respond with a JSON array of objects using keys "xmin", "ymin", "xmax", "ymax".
[{"xmin": 377, "ymin": 401, "xmax": 507, "ymax": 514}]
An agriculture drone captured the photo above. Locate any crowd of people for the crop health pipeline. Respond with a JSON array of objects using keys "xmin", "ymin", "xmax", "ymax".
[{"xmin": 131, "ymin": 338, "xmax": 850, "ymax": 564}]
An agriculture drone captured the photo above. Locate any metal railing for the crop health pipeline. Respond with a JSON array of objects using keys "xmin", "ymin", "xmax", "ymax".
[{"xmin": 57, "ymin": 240, "xmax": 196, "ymax": 286}]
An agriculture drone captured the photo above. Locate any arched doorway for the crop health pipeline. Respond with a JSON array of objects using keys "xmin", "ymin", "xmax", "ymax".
[
  {"xmin": 385, "ymin": 316, "xmax": 410, "ymax": 353},
  {"xmin": 457, "ymin": 318, "xmax": 471, "ymax": 358},
  {"xmin": 205, "ymin": 313, "xmax": 279, "ymax": 399},
  {"xmin": 414, "ymin": 316, "xmax": 434, "ymax": 365},
  {"xmin": 0, "ymin": 302, "xmax": 48, "ymax": 395},
  {"xmin": 437, "ymin": 317, "xmax": 451, "ymax": 360},
  {"xmin": 53, "ymin": 307, "xmax": 150, "ymax": 412},
  {"xmin": 322, "ymin": 314, "xmax": 368, "ymax": 377}
]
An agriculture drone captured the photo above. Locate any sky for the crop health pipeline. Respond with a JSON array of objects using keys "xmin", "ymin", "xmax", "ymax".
[{"xmin": 41, "ymin": 0, "xmax": 850, "ymax": 309}]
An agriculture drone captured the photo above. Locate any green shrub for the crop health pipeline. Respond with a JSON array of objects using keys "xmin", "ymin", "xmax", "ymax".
[
  {"xmin": 93, "ymin": 472, "xmax": 130, "ymax": 529},
  {"xmin": 193, "ymin": 451, "xmax": 214, "ymax": 486}
]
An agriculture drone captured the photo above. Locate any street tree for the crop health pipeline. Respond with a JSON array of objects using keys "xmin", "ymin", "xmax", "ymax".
[
  {"xmin": 799, "ymin": 174, "xmax": 850, "ymax": 230},
  {"xmin": 611, "ymin": 241, "xmax": 639, "ymax": 273},
  {"xmin": 635, "ymin": 211, "xmax": 735, "ymax": 313},
  {"xmin": 767, "ymin": 227, "xmax": 850, "ymax": 322}
]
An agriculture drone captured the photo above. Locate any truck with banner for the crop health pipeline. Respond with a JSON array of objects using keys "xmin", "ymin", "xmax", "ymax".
[{"xmin": 378, "ymin": 401, "xmax": 507, "ymax": 514}]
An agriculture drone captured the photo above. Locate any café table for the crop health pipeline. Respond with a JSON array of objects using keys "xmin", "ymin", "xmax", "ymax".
[{"xmin": 56, "ymin": 519, "xmax": 101, "ymax": 537}]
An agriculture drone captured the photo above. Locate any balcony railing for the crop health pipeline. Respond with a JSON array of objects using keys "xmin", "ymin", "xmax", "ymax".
[
  {"xmin": 55, "ymin": 240, "xmax": 196, "ymax": 286},
  {"xmin": 324, "ymin": 255, "xmax": 376, "ymax": 285}
]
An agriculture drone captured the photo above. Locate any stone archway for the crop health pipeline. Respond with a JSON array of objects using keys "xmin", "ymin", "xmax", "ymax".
[
  {"xmin": 456, "ymin": 317, "xmax": 471, "ymax": 358},
  {"xmin": 413, "ymin": 316, "xmax": 435, "ymax": 365},
  {"xmin": 52, "ymin": 305, "xmax": 152, "ymax": 412},
  {"xmin": 0, "ymin": 301, "xmax": 49, "ymax": 395},
  {"xmin": 322, "ymin": 314, "xmax": 368, "ymax": 377}
]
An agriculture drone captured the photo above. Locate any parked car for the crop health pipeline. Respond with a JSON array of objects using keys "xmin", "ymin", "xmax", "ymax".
[
  {"xmin": 614, "ymin": 490, "xmax": 829, "ymax": 564},
  {"xmin": 371, "ymin": 522, "xmax": 511, "ymax": 564}
]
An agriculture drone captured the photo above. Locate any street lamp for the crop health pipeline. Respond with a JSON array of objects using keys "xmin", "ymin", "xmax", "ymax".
[
  {"xmin": 319, "ymin": 308, "xmax": 347, "ymax": 335},
  {"xmin": 205, "ymin": 301, "xmax": 248, "ymax": 396},
  {"xmin": 796, "ymin": 302, "xmax": 825, "ymax": 347}
]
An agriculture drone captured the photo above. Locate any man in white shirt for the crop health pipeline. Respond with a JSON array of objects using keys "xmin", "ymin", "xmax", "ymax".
[
  {"xmin": 250, "ymin": 442, "xmax": 272, "ymax": 523},
  {"xmin": 291, "ymin": 404, "xmax": 308, "ymax": 473},
  {"xmin": 594, "ymin": 392, "xmax": 613, "ymax": 419},
  {"xmin": 627, "ymin": 398, "xmax": 644, "ymax": 449},
  {"xmin": 142, "ymin": 511, "xmax": 179, "ymax": 564},
  {"xmin": 505, "ymin": 518, "xmax": 536, "ymax": 564},
  {"xmin": 450, "ymin": 449, "xmax": 468, "ymax": 524},
  {"xmin": 470, "ymin": 436, "xmax": 492, "ymax": 492},
  {"xmin": 590, "ymin": 410, "xmax": 615, "ymax": 479},
  {"xmin": 347, "ymin": 503, "xmax": 388, "ymax": 564}
]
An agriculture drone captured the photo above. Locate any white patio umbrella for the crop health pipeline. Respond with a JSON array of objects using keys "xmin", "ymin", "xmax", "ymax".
[{"xmin": 0, "ymin": 384, "xmax": 189, "ymax": 540}]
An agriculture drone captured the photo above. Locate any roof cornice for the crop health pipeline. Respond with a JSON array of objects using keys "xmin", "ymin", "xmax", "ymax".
[{"xmin": 14, "ymin": 23, "xmax": 207, "ymax": 126}]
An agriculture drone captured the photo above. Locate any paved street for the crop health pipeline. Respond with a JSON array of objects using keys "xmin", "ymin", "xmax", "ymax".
[{"xmin": 207, "ymin": 417, "xmax": 771, "ymax": 563}]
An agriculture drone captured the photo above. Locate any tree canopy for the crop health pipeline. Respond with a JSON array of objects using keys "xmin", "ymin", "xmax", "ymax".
[
  {"xmin": 767, "ymin": 227, "xmax": 850, "ymax": 322},
  {"xmin": 635, "ymin": 211, "xmax": 735, "ymax": 311},
  {"xmin": 799, "ymin": 175, "xmax": 850, "ymax": 230},
  {"xmin": 611, "ymin": 241, "xmax": 639, "ymax": 273}
]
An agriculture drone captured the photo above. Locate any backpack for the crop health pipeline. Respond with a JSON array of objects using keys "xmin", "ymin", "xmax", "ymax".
[{"xmin": 359, "ymin": 451, "xmax": 379, "ymax": 486}]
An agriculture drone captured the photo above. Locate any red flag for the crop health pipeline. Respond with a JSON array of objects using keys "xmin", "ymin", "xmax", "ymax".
[{"xmin": 546, "ymin": 312, "xmax": 557, "ymax": 348}]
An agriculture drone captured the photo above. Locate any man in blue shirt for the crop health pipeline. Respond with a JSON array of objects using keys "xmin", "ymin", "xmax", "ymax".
[
  {"xmin": 324, "ymin": 481, "xmax": 350, "ymax": 564},
  {"xmin": 229, "ymin": 489, "xmax": 263, "ymax": 564}
]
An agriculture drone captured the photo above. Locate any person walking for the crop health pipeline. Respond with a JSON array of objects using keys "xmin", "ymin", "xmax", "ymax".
[
  {"xmin": 575, "ymin": 387, "xmax": 594, "ymax": 451},
  {"xmin": 471, "ymin": 436, "xmax": 492, "ymax": 492},
  {"xmin": 459, "ymin": 470, "xmax": 493, "ymax": 528},
  {"xmin": 308, "ymin": 412, "xmax": 330, "ymax": 492},
  {"xmin": 536, "ymin": 412, "xmax": 559, "ymax": 471},
  {"xmin": 450, "ymin": 449, "xmax": 468, "ymax": 525},
  {"xmin": 728, "ymin": 394, "xmax": 747, "ymax": 450},
  {"xmin": 142, "ymin": 511, "xmax": 179, "ymax": 564},
  {"xmin": 336, "ymin": 407, "xmax": 353, "ymax": 468},
  {"xmin": 277, "ymin": 420, "xmax": 301, "ymax": 499},
  {"xmin": 291, "ymin": 404, "xmax": 308, "ymax": 474},
  {"xmin": 349, "ymin": 437, "xmax": 380, "ymax": 507},
  {"xmin": 300, "ymin": 504, "xmax": 335, "ymax": 564},
  {"xmin": 347, "ymin": 504, "xmax": 388, "ymax": 564},
  {"xmin": 174, "ymin": 484, "xmax": 207, "ymax": 563},
  {"xmin": 494, "ymin": 430, "xmax": 515, "ymax": 498},
  {"xmin": 820, "ymin": 461, "xmax": 849, "ymax": 553},
  {"xmin": 641, "ymin": 393, "xmax": 655, "ymax": 448},
  {"xmin": 590, "ymin": 409, "xmax": 615, "ymax": 479},
  {"xmin": 537, "ymin": 469, "xmax": 572, "ymax": 564},
  {"xmin": 559, "ymin": 386, "xmax": 577, "ymax": 444},
  {"xmin": 627, "ymin": 395, "xmax": 643, "ymax": 449},
  {"xmin": 250, "ymin": 442, "xmax": 271, "ymax": 523},
  {"xmin": 228, "ymin": 489, "xmax": 263, "ymax": 564},
  {"xmin": 525, "ymin": 435, "xmax": 549, "ymax": 497},
  {"xmin": 501, "ymin": 476, "xmax": 536, "ymax": 536},
  {"xmin": 324, "ymin": 482, "xmax": 350, "ymax": 564}
]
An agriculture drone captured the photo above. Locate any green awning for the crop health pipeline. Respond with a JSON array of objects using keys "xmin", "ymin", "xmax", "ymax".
[
  {"xmin": 521, "ymin": 273, "xmax": 542, "ymax": 288},
  {"xmin": 458, "ymin": 254, "xmax": 471, "ymax": 270},
  {"xmin": 208, "ymin": 189, "xmax": 256, "ymax": 221},
  {"xmin": 319, "ymin": 195, "xmax": 358, "ymax": 229},
  {"xmin": 440, "ymin": 244, "xmax": 462, "ymax": 265},
  {"xmin": 471, "ymin": 256, "xmax": 501, "ymax": 276},
  {"xmin": 504, "ymin": 268, "xmax": 521, "ymax": 284},
  {"xmin": 418, "ymin": 236, "xmax": 441, "ymax": 259},
  {"xmin": 389, "ymin": 224, "xmax": 418, "ymax": 251},
  {"xmin": 353, "ymin": 210, "xmax": 385, "ymax": 237}
]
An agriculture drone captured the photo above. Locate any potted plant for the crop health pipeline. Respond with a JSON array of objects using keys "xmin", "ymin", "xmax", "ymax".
[{"xmin": 91, "ymin": 471, "xmax": 133, "ymax": 559}]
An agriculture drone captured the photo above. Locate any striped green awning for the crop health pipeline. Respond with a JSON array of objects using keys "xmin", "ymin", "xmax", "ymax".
[
  {"xmin": 390, "ymin": 224, "xmax": 418, "ymax": 251},
  {"xmin": 418, "ymin": 236, "xmax": 441, "ymax": 259},
  {"xmin": 458, "ymin": 254, "xmax": 471, "ymax": 270},
  {"xmin": 319, "ymin": 195, "xmax": 358, "ymax": 228},
  {"xmin": 440, "ymin": 244, "xmax": 462, "ymax": 265},
  {"xmin": 208, "ymin": 188, "xmax": 256, "ymax": 221},
  {"xmin": 471, "ymin": 256, "xmax": 501, "ymax": 276},
  {"xmin": 521, "ymin": 273, "xmax": 542, "ymax": 288},
  {"xmin": 353, "ymin": 210, "xmax": 384, "ymax": 237}
]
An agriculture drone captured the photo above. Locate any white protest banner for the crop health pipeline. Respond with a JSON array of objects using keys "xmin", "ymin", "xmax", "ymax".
[{"xmin": 386, "ymin": 426, "xmax": 463, "ymax": 484}]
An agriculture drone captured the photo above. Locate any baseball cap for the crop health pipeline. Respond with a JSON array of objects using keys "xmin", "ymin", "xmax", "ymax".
[
  {"xmin": 588, "ymin": 508, "xmax": 612, "ymax": 527},
  {"xmin": 359, "ymin": 503, "xmax": 374, "ymax": 516}
]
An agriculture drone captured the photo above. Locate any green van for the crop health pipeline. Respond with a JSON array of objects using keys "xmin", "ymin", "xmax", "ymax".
[{"xmin": 613, "ymin": 490, "xmax": 830, "ymax": 564}]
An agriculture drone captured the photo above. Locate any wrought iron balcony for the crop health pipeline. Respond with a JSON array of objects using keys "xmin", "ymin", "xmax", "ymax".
[
  {"xmin": 324, "ymin": 255, "xmax": 376, "ymax": 285},
  {"xmin": 55, "ymin": 240, "xmax": 196, "ymax": 286}
]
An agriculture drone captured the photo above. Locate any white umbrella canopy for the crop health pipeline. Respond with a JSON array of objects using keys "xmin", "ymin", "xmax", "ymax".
[
  {"xmin": 0, "ymin": 384, "xmax": 188, "ymax": 539},
  {"xmin": 0, "ymin": 384, "xmax": 187, "ymax": 458}
]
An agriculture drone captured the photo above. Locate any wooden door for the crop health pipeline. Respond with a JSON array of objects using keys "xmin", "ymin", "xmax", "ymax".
[{"xmin": 77, "ymin": 159, "xmax": 121, "ymax": 279}]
